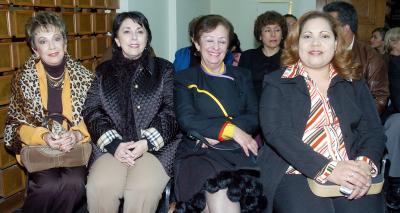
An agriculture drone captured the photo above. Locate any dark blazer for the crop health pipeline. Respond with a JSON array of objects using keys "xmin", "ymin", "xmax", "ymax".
[
  {"xmin": 258, "ymin": 68, "xmax": 386, "ymax": 213},
  {"xmin": 174, "ymin": 65, "xmax": 259, "ymax": 139},
  {"xmin": 83, "ymin": 56, "xmax": 180, "ymax": 176},
  {"xmin": 388, "ymin": 55, "xmax": 400, "ymax": 113}
]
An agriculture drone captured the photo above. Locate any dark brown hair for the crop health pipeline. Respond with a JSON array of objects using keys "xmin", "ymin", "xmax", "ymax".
[
  {"xmin": 281, "ymin": 11, "xmax": 360, "ymax": 80},
  {"xmin": 254, "ymin": 11, "xmax": 287, "ymax": 45}
]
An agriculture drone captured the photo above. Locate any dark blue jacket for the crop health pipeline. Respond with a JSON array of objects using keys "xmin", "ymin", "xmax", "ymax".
[{"xmin": 257, "ymin": 68, "xmax": 386, "ymax": 213}]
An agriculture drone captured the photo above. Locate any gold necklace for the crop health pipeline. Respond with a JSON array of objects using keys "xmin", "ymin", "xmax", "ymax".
[{"xmin": 45, "ymin": 71, "xmax": 65, "ymax": 89}]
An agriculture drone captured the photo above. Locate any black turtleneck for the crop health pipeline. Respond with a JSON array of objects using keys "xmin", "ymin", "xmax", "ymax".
[{"xmin": 42, "ymin": 57, "xmax": 66, "ymax": 122}]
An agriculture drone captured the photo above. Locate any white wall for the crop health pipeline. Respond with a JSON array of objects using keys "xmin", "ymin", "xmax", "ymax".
[
  {"xmin": 176, "ymin": 0, "xmax": 210, "ymax": 49},
  {"xmin": 118, "ymin": 0, "xmax": 170, "ymax": 59},
  {"xmin": 118, "ymin": 0, "xmax": 316, "ymax": 60},
  {"xmin": 210, "ymin": 0, "xmax": 316, "ymax": 51}
]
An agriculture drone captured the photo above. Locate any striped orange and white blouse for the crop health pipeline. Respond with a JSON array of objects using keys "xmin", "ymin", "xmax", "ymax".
[{"xmin": 281, "ymin": 61, "xmax": 376, "ymax": 183}]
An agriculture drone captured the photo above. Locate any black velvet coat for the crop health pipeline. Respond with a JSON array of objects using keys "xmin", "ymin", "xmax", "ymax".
[{"xmin": 83, "ymin": 51, "xmax": 180, "ymax": 176}]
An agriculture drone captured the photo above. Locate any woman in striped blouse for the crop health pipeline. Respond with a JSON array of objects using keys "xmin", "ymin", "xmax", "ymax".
[{"xmin": 258, "ymin": 11, "xmax": 386, "ymax": 213}]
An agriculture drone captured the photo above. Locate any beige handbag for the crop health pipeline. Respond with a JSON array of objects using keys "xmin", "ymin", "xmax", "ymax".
[
  {"xmin": 20, "ymin": 113, "xmax": 91, "ymax": 173},
  {"xmin": 307, "ymin": 160, "xmax": 386, "ymax": 197},
  {"xmin": 307, "ymin": 177, "xmax": 384, "ymax": 197},
  {"xmin": 21, "ymin": 143, "xmax": 92, "ymax": 173}
]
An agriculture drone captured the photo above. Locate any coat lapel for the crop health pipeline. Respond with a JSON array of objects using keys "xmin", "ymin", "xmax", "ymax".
[
  {"xmin": 328, "ymin": 77, "xmax": 362, "ymax": 156},
  {"xmin": 280, "ymin": 76, "xmax": 311, "ymax": 135}
]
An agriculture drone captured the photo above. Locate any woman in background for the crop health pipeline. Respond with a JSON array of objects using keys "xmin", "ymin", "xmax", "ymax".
[
  {"xmin": 230, "ymin": 33, "xmax": 242, "ymax": 66},
  {"xmin": 370, "ymin": 27, "xmax": 389, "ymax": 55},
  {"xmin": 383, "ymin": 27, "xmax": 400, "ymax": 210},
  {"xmin": 4, "ymin": 11, "xmax": 93, "ymax": 213},
  {"xmin": 239, "ymin": 11, "xmax": 287, "ymax": 99},
  {"xmin": 284, "ymin": 14, "xmax": 297, "ymax": 31}
]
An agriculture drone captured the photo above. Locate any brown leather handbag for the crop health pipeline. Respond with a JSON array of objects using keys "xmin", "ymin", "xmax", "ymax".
[
  {"xmin": 20, "ymin": 113, "xmax": 91, "ymax": 173},
  {"xmin": 20, "ymin": 143, "xmax": 92, "ymax": 173}
]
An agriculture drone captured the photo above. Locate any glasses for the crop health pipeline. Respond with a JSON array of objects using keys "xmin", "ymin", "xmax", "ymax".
[{"xmin": 201, "ymin": 36, "xmax": 228, "ymax": 48}]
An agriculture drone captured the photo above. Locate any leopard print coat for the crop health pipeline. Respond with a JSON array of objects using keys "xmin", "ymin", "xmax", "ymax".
[{"xmin": 4, "ymin": 54, "xmax": 94, "ymax": 154}]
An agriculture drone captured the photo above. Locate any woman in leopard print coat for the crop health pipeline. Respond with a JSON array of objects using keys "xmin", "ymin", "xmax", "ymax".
[{"xmin": 4, "ymin": 12, "xmax": 93, "ymax": 213}]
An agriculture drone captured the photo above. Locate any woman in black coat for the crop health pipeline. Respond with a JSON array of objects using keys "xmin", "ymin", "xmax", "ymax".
[
  {"xmin": 82, "ymin": 11, "xmax": 179, "ymax": 213},
  {"xmin": 238, "ymin": 11, "xmax": 287, "ymax": 99},
  {"xmin": 174, "ymin": 15, "xmax": 265, "ymax": 212},
  {"xmin": 258, "ymin": 11, "xmax": 386, "ymax": 213}
]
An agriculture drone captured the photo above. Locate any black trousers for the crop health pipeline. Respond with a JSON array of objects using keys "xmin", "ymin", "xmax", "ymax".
[
  {"xmin": 22, "ymin": 166, "xmax": 87, "ymax": 213},
  {"xmin": 273, "ymin": 175, "xmax": 385, "ymax": 213}
]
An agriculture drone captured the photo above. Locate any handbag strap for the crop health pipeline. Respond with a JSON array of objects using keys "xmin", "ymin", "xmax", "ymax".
[{"xmin": 187, "ymin": 131, "xmax": 239, "ymax": 151}]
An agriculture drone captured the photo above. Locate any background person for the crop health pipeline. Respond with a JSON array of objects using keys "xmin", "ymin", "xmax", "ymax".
[
  {"xmin": 239, "ymin": 11, "xmax": 287, "ymax": 99},
  {"xmin": 370, "ymin": 27, "xmax": 389, "ymax": 55},
  {"xmin": 323, "ymin": 1, "xmax": 389, "ymax": 115},
  {"xmin": 284, "ymin": 14, "xmax": 297, "ymax": 31},
  {"xmin": 230, "ymin": 32, "xmax": 242, "ymax": 66},
  {"xmin": 383, "ymin": 27, "xmax": 400, "ymax": 210}
]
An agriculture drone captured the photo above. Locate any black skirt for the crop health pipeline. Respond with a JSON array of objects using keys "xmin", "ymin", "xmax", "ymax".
[{"xmin": 174, "ymin": 136, "xmax": 258, "ymax": 202}]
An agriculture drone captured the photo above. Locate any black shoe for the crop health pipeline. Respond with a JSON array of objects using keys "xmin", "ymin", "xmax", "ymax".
[{"xmin": 386, "ymin": 183, "xmax": 400, "ymax": 210}]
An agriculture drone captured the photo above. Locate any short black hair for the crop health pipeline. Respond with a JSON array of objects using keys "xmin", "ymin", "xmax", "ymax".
[
  {"xmin": 283, "ymin": 14, "xmax": 297, "ymax": 20},
  {"xmin": 111, "ymin": 11, "xmax": 152, "ymax": 52},
  {"xmin": 323, "ymin": 1, "xmax": 358, "ymax": 34},
  {"xmin": 230, "ymin": 33, "xmax": 242, "ymax": 53}
]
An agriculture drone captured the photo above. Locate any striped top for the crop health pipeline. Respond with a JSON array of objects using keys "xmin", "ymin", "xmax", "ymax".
[
  {"xmin": 282, "ymin": 61, "xmax": 349, "ymax": 182},
  {"xmin": 281, "ymin": 61, "xmax": 377, "ymax": 183}
]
